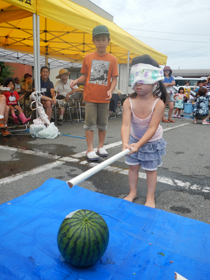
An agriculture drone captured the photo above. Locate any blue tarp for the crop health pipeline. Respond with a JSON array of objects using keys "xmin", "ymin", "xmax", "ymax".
[{"xmin": 0, "ymin": 178, "xmax": 210, "ymax": 280}]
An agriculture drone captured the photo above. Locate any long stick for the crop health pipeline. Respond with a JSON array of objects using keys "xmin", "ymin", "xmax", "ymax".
[{"xmin": 67, "ymin": 149, "xmax": 130, "ymax": 188}]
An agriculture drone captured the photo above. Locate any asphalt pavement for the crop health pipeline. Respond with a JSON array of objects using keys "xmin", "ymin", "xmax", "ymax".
[{"xmin": 0, "ymin": 112, "xmax": 210, "ymax": 224}]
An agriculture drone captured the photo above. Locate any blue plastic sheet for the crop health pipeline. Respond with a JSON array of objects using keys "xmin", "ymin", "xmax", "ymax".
[{"xmin": 0, "ymin": 178, "xmax": 210, "ymax": 280}]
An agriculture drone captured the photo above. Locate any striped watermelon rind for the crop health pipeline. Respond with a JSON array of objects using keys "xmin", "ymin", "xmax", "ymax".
[{"xmin": 57, "ymin": 209, "xmax": 109, "ymax": 267}]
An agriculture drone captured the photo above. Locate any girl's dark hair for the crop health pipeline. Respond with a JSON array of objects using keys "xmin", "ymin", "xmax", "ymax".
[
  {"xmin": 3, "ymin": 77, "xmax": 15, "ymax": 87},
  {"xmin": 130, "ymin": 54, "xmax": 167, "ymax": 103},
  {"xmin": 198, "ymin": 87, "xmax": 207, "ymax": 96},
  {"xmin": 178, "ymin": 87, "xmax": 184, "ymax": 93}
]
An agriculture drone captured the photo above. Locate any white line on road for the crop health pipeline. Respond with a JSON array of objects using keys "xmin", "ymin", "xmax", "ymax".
[{"xmin": 1, "ymin": 123, "xmax": 202, "ymax": 192}]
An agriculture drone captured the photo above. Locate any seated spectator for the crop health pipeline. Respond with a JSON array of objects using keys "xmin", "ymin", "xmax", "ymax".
[
  {"xmin": 0, "ymin": 94, "xmax": 10, "ymax": 136},
  {"xmin": 55, "ymin": 69, "xmax": 83, "ymax": 125},
  {"xmin": 193, "ymin": 87, "xmax": 210, "ymax": 125},
  {"xmin": 33, "ymin": 66, "xmax": 56, "ymax": 121},
  {"xmin": 3, "ymin": 77, "xmax": 31, "ymax": 125},
  {"xmin": 21, "ymin": 73, "xmax": 33, "ymax": 92},
  {"xmin": 20, "ymin": 73, "xmax": 33, "ymax": 116},
  {"xmin": 14, "ymin": 77, "xmax": 21, "ymax": 92}
]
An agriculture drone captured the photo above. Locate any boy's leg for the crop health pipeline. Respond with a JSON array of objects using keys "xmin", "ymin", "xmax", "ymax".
[
  {"xmin": 145, "ymin": 170, "xmax": 157, "ymax": 208},
  {"xmin": 84, "ymin": 102, "xmax": 97, "ymax": 153},
  {"xmin": 98, "ymin": 130, "xmax": 106, "ymax": 149},
  {"xmin": 86, "ymin": 130, "xmax": 94, "ymax": 153},
  {"xmin": 97, "ymin": 103, "xmax": 109, "ymax": 154},
  {"xmin": 124, "ymin": 164, "xmax": 140, "ymax": 202}
]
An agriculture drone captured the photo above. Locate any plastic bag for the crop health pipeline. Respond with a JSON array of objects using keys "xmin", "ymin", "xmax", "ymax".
[
  {"xmin": 30, "ymin": 123, "xmax": 60, "ymax": 139},
  {"xmin": 30, "ymin": 124, "xmax": 46, "ymax": 138},
  {"xmin": 36, "ymin": 123, "xmax": 60, "ymax": 139}
]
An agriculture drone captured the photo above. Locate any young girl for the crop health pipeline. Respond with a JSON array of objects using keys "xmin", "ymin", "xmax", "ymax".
[
  {"xmin": 121, "ymin": 55, "xmax": 167, "ymax": 208},
  {"xmin": 193, "ymin": 87, "xmax": 210, "ymax": 124},
  {"xmin": 173, "ymin": 87, "xmax": 185, "ymax": 118},
  {"xmin": 3, "ymin": 78, "xmax": 31, "ymax": 124}
]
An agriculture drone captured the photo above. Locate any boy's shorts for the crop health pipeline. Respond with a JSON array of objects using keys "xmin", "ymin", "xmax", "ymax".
[{"xmin": 84, "ymin": 101, "xmax": 109, "ymax": 130}]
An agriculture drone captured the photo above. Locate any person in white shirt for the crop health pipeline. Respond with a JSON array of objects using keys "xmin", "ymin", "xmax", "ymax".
[
  {"xmin": 54, "ymin": 69, "xmax": 83, "ymax": 125},
  {"xmin": 14, "ymin": 77, "xmax": 21, "ymax": 92}
]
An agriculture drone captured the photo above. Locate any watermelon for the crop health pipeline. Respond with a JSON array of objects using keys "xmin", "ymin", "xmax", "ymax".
[{"xmin": 57, "ymin": 209, "xmax": 109, "ymax": 267}]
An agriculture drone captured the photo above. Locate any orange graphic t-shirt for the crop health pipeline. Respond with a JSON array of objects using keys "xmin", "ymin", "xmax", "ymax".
[{"xmin": 81, "ymin": 52, "xmax": 118, "ymax": 103}]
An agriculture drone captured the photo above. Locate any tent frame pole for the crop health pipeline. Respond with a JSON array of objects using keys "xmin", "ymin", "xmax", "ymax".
[
  {"xmin": 127, "ymin": 50, "xmax": 130, "ymax": 96},
  {"xmin": 36, "ymin": 14, "xmax": 40, "ymax": 91},
  {"xmin": 33, "ymin": 14, "xmax": 38, "ymax": 92}
]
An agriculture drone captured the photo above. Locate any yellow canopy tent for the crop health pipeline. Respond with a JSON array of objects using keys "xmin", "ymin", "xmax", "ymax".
[{"xmin": 0, "ymin": 0, "xmax": 167, "ymax": 65}]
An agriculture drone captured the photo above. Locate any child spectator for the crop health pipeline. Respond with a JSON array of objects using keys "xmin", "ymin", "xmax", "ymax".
[
  {"xmin": 183, "ymin": 81, "xmax": 191, "ymax": 102},
  {"xmin": 3, "ymin": 77, "xmax": 31, "ymax": 125},
  {"xmin": 70, "ymin": 25, "xmax": 118, "ymax": 161},
  {"xmin": 193, "ymin": 87, "xmax": 210, "ymax": 125},
  {"xmin": 173, "ymin": 87, "xmax": 185, "ymax": 118},
  {"xmin": 193, "ymin": 81, "xmax": 203, "ymax": 94},
  {"xmin": 0, "ymin": 94, "xmax": 10, "ymax": 136},
  {"xmin": 121, "ymin": 54, "xmax": 167, "ymax": 207}
]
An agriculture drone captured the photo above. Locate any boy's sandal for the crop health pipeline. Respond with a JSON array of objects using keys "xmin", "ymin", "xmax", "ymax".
[
  {"xmin": 97, "ymin": 147, "xmax": 108, "ymax": 157},
  {"xmin": 86, "ymin": 151, "xmax": 99, "ymax": 161}
]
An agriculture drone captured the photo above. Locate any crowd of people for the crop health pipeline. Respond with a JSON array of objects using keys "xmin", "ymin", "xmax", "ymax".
[
  {"xmin": 161, "ymin": 66, "xmax": 210, "ymax": 125},
  {"xmin": 0, "ymin": 24, "xmax": 209, "ymax": 208}
]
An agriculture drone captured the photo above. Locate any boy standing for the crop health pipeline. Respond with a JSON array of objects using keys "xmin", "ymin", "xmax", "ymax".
[{"xmin": 70, "ymin": 25, "xmax": 118, "ymax": 161}]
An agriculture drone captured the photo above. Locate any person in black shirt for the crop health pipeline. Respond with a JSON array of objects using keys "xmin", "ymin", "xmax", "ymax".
[{"xmin": 33, "ymin": 66, "xmax": 56, "ymax": 121}]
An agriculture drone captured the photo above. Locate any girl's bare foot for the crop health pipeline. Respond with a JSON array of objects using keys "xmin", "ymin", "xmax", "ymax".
[
  {"xmin": 124, "ymin": 193, "xmax": 137, "ymax": 202},
  {"xmin": 145, "ymin": 197, "xmax": 155, "ymax": 208}
]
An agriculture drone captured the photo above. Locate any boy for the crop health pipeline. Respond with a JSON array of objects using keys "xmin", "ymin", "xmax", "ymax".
[{"xmin": 70, "ymin": 25, "xmax": 118, "ymax": 161}]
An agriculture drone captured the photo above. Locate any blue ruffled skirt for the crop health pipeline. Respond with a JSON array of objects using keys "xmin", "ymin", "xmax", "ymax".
[{"xmin": 125, "ymin": 134, "xmax": 167, "ymax": 171}]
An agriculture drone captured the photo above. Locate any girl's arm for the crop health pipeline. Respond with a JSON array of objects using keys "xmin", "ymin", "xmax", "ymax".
[
  {"xmin": 129, "ymin": 100, "xmax": 165, "ymax": 154},
  {"xmin": 121, "ymin": 98, "xmax": 131, "ymax": 150},
  {"xmin": 18, "ymin": 94, "xmax": 25, "ymax": 101}
]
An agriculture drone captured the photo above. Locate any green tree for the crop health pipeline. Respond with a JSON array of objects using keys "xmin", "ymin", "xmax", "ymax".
[{"xmin": 0, "ymin": 62, "xmax": 15, "ymax": 85}]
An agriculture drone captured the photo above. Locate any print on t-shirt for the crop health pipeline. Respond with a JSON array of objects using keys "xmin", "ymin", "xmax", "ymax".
[
  {"xmin": 89, "ymin": 60, "xmax": 110, "ymax": 86},
  {"xmin": 9, "ymin": 95, "xmax": 17, "ymax": 102}
]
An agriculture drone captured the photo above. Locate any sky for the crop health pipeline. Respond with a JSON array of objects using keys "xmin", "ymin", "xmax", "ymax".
[{"xmin": 90, "ymin": 0, "xmax": 210, "ymax": 69}]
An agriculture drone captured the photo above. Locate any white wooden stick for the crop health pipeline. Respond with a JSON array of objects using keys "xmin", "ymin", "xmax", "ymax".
[
  {"xmin": 67, "ymin": 149, "xmax": 130, "ymax": 188},
  {"xmin": 175, "ymin": 272, "xmax": 188, "ymax": 280}
]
